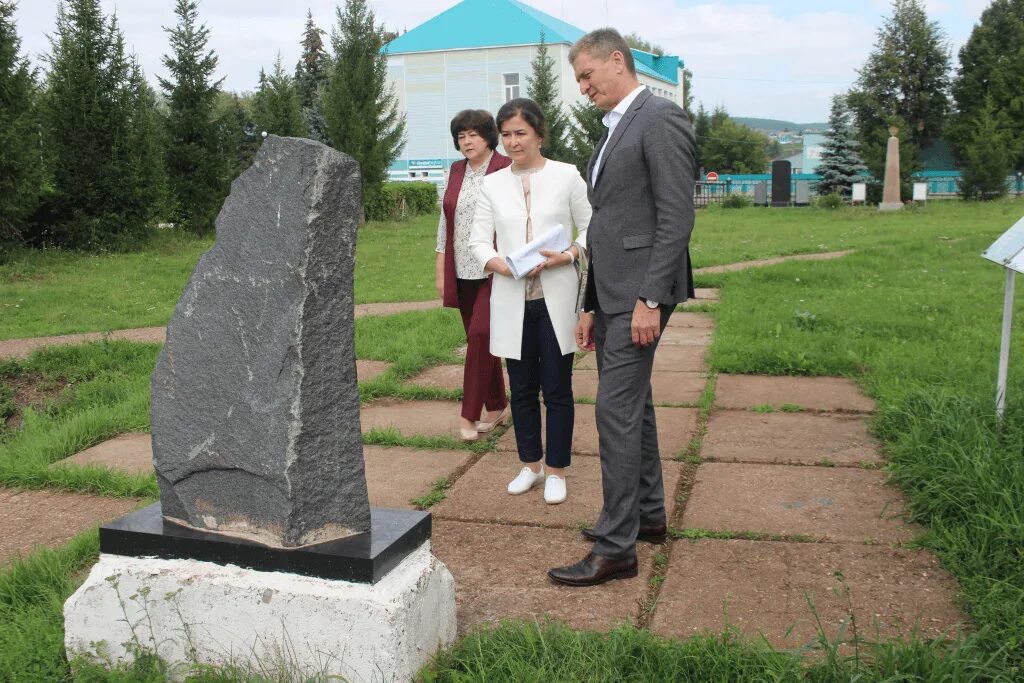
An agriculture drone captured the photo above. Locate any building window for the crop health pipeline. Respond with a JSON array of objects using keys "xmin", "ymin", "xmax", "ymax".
[{"xmin": 504, "ymin": 73, "xmax": 520, "ymax": 101}]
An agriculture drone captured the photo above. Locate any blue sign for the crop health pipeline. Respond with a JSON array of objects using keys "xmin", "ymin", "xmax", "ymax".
[{"xmin": 410, "ymin": 159, "xmax": 444, "ymax": 169}]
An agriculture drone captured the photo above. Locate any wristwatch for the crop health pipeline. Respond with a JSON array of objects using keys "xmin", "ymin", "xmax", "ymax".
[{"xmin": 642, "ymin": 298, "xmax": 659, "ymax": 309}]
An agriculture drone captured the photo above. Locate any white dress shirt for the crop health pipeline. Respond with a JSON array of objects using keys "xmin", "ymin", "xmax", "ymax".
[{"xmin": 591, "ymin": 85, "xmax": 646, "ymax": 186}]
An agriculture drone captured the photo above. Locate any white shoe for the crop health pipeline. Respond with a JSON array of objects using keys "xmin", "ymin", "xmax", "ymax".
[
  {"xmin": 544, "ymin": 475, "xmax": 567, "ymax": 504},
  {"xmin": 507, "ymin": 466, "xmax": 544, "ymax": 495}
]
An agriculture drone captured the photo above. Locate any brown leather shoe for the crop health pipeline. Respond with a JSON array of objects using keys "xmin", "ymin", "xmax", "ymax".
[
  {"xmin": 548, "ymin": 552, "xmax": 638, "ymax": 587},
  {"xmin": 580, "ymin": 523, "xmax": 668, "ymax": 545}
]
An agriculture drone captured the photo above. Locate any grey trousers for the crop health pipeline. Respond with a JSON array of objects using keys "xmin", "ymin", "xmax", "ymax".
[{"xmin": 590, "ymin": 305, "xmax": 672, "ymax": 559}]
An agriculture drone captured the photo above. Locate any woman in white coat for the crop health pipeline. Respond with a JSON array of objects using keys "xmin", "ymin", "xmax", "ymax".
[{"xmin": 470, "ymin": 98, "xmax": 591, "ymax": 505}]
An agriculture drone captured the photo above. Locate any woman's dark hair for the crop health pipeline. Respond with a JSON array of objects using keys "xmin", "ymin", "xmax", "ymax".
[
  {"xmin": 449, "ymin": 109, "xmax": 499, "ymax": 151},
  {"xmin": 496, "ymin": 98, "xmax": 546, "ymax": 140}
]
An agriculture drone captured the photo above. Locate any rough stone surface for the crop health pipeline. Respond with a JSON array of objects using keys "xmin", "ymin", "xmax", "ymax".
[
  {"xmin": 55, "ymin": 432, "xmax": 154, "ymax": 476},
  {"xmin": 683, "ymin": 463, "xmax": 913, "ymax": 543},
  {"xmin": 715, "ymin": 375, "xmax": 875, "ymax": 412},
  {"xmin": 151, "ymin": 136, "xmax": 369, "ymax": 548},
  {"xmin": 65, "ymin": 546, "xmax": 456, "ymax": 683},
  {"xmin": 496, "ymin": 403, "xmax": 699, "ymax": 459},
  {"xmin": 702, "ymin": 411, "xmax": 882, "ymax": 466},
  {"xmin": 573, "ymin": 369, "xmax": 706, "ymax": 405},
  {"xmin": 650, "ymin": 539, "xmax": 964, "ymax": 647},
  {"xmin": 364, "ymin": 446, "xmax": 474, "ymax": 509},
  {"xmin": 433, "ymin": 520, "xmax": 656, "ymax": 633},
  {"xmin": 434, "ymin": 451, "xmax": 682, "ymax": 528},
  {"xmin": 0, "ymin": 488, "xmax": 141, "ymax": 565}
]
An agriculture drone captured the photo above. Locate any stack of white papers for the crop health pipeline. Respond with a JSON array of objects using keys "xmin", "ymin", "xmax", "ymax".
[{"xmin": 505, "ymin": 224, "xmax": 571, "ymax": 279}]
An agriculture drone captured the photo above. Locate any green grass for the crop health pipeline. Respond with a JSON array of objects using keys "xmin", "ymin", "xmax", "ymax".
[{"xmin": 0, "ymin": 214, "xmax": 441, "ymax": 341}]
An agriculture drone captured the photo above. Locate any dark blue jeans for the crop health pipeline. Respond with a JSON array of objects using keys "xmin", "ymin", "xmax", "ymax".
[{"xmin": 505, "ymin": 299, "xmax": 575, "ymax": 468}]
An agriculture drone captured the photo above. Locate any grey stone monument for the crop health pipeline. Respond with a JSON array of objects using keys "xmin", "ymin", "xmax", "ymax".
[
  {"xmin": 151, "ymin": 135, "xmax": 370, "ymax": 548},
  {"xmin": 879, "ymin": 126, "xmax": 904, "ymax": 211}
]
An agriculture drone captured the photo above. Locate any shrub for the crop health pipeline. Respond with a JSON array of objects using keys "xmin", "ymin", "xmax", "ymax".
[
  {"xmin": 814, "ymin": 193, "xmax": 844, "ymax": 210},
  {"xmin": 721, "ymin": 194, "xmax": 753, "ymax": 209},
  {"xmin": 365, "ymin": 182, "xmax": 438, "ymax": 222}
]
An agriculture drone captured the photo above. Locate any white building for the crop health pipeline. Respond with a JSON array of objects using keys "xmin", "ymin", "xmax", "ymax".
[{"xmin": 383, "ymin": 0, "xmax": 686, "ymax": 180}]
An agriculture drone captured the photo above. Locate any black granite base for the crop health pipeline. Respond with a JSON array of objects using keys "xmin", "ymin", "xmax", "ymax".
[{"xmin": 99, "ymin": 503, "xmax": 431, "ymax": 584}]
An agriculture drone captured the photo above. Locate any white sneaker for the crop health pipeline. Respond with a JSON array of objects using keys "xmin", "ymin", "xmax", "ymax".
[
  {"xmin": 544, "ymin": 475, "xmax": 567, "ymax": 504},
  {"xmin": 507, "ymin": 466, "xmax": 544, "ymax": 495}
]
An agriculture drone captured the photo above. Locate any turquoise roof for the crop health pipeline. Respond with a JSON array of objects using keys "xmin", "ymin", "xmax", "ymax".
[{"xmin": 385, "ymin": 0, "xmax": 679, "ymax": 85}]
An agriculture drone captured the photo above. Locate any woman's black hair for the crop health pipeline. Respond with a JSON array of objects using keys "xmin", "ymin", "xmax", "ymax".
[
  {"xmin": 495, "ymin": 98, "xmax": 546, "ymax": 140},
  {"xmin": 449, "ymin": 109, "xmax": 499, "ymax": 151}
]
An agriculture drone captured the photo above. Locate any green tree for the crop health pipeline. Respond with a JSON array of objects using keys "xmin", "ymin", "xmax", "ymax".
[
  {"xmin": 815, "ymin": 94, "xmax": 866, "ymax": 197},
  {"xmin": 846, "ymin": 0, "xmax": 952, "ymax": 182},
  {"xmin": 566, "ymin": 100, "xmax": 604, "ymax": 176},
  {"xmin": 959, "ymin": 99, "xmax": 1013, "ymax": 200},
  {"xmin": 950, "ymin": 0, "xmax": 1024, "ymax": 172},
  {"xmin": 214, "ymin": 91, "xmax": 260, "ymax": 181},
  {"xmin": 624, "ymin": 32, "xmax": 663, "ymax": 55},
  {"xmin": 41, "ymin": 0, "xmax": 160, "ymax": 248},
  {"xmin": 159, "ymin": 0, "xmax": 226, "ymax": 234},
  {"xmin": 322, "ymin": 0, "xmax": 405, "ymax": 209},
  {"xmin": 295, "ymin": 9, "xmax": 331, "ymax": 142},
  {"xmin": 527, "ymin": 31, "xmax": 570, "ymax": 163},
  {"xmin": 0, "ymin": 0, "xmax": 43, "ymax": 242},
  {"xmin": 699, "ymin": 107, "xmax": 769, "ymax": 174},
  {"xmin": 254, "ymin": 53, "xmax": 307, "ymax": 137}
]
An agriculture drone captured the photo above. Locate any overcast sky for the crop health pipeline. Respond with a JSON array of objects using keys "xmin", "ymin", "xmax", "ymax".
[{"xmin": 11, "ymin": 0, "xmax": 990, "ymax": 123}]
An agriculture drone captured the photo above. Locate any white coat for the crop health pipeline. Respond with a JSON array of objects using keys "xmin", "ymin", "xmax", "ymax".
[{"xmin": 469, "ymin": 160, "xmax": 592, "ymax": 360}]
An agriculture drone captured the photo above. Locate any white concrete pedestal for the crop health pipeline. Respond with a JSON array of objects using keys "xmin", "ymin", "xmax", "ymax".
[{"xmin": 64, "ymin": 542, "xmax": 456, "ymax": 682}]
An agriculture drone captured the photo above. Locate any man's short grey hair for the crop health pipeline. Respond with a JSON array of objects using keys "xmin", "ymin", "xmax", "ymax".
[{"xmin": 569, "ymin": 28, "xmax": 636, "ymax": 74}]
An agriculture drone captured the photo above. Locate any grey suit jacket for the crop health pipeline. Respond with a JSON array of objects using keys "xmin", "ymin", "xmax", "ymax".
[{"xmin": 583, "ymin": 89, "xmax": 696, "ymax": 315}]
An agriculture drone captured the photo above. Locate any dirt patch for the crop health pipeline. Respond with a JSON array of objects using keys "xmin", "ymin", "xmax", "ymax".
[
  {"xmin": 702, "ymin": 411, "xmax": 883, "ymax": 466},
  {"xmin": 694, "ymin": 250, "xmax": 856, "ymax": 276},
  {"xmin": 650, "ymin": 538, "xmax": 964, "ymax": 647},
  {"xmin": 497, "ymin": 403, "xmax": 699, "ymax": 460},
  {"xmin": 715, "ymin": 375, "xmax": 875, "ymax": 413},
  {"xmin": 0, "ymin": 327, "xmax": 166, "ymax": 360},
  {"xmin": 573, "ymin": 369, "xmax": 707, "ymax": 405},
  {"xmin": 433, "ymin": 520, "xmax": 658, "ymax": 634},
  {"xmin": 2, "ymin": 373, "xmax": 68, "ymax": 432},
  {"xmin": 0, "ymin": 487, "xmax": 142, "ymax": 566},
  {"xmin": 353, "ymin": 300, "xmax": 441, "ymax": 318},
  {"xmin": 434, "ymin": 451, "xmax": 683, "ymax": 529},
  {"xmin": 682, "ymin": 462, "xmax": 915, "ymax": 544},
  {"xmin": 364, "ymin": 445, "xmax": 473, "ymax": 508}
]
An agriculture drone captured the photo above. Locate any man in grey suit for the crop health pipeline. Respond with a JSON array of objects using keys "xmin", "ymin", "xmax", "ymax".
[{"xmin": 549, "ymin": 28, "xmax": 696, "ymax": 587}]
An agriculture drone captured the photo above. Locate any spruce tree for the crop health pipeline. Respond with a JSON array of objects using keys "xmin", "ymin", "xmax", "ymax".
[
  {"xmin": 215, "ymin": 92, "xmax": 260, "ymax": 181},
  {"xmin": 254, "ymin": 53, "xmax": 307, "ymax": 137},
  {"xmin": 959, "ymin": 99, "xmax": 1013, "ymax": 200},
  {"xmin": 566, "ymin": 101, "xmax": 604, "ymax": 176},
  {"xmin": 322, "ymin": 0, "xmax": 405, "ymax": 207},
  {"xmin": 951, "ymin": 0, "xmax": 1024, "ymax": 172},
  {"xmin": 527, "ymin": 31, "xmax": 570, "ymax": 162},
  {"xmin": 815, "ymin": 95, "xmax": 866, "ymax": 197},
  {"xmin": 159, "ymin": 0, "xmax": 226, "ymax": 234},
  {"xmin": 296, "ymin": 10, "xmax": 331, "ymax": 143},
  {"xmin": 846, "ymin": 0, "xmax": 951, "ymax": 182},
  {"xmin": 0, "ymin": 0, "xmax": 42, "ymax": 242},
  {"xmin": 42, "ymin": 1, "xmax": 159, "ymax": 248}
]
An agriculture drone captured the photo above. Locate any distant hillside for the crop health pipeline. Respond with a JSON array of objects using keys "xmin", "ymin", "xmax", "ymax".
[{"xmin": 733, "ymin": 117, "xmax": 829, "ymax": 134}]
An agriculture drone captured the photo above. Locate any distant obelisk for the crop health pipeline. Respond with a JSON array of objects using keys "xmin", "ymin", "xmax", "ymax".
[{"xmin": 879, "ymin": 126, "xmax": 903, "ymax": 211}]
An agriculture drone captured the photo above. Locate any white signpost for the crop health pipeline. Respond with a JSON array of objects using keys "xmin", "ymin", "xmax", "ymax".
[
  {"xmin": 982, "ymin": 216, "xmax": 1024, "ymax": 418},
  {"xmin": 851, "ymin": 182, "xmax": 867, "ymax": 204},
  {"xmin": 913, "ymin": 182, "xmax": 928, "ymax": 202}
]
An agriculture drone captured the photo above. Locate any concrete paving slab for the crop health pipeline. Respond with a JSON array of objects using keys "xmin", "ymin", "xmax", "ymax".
[
  {"xmin": 434, "ymin": 451, "xmax": 683, "ymax": 528},
  {"xmin": 433, "ymin": 520, "xmax": 658, "ymax": 633},
  {"xmin": 683, "ymin": 463, "xmax": 913, "ymax": 544},
  {"xmin": 353, "ymin": 300, "xmax": 441, "ymax": 318},
  {"xmin": 0, "ymin": 327, "xmax": 166, "ymax": 360},
  {"xmin": 573, "ymin": 369, "xmax": 706, "ymax": 405},
  {"xmin": 658, "ymin": 327, "xmax": 714, "ymax": 347},
  {"xmin": 356, "ymin": 360, "xmax": 390, "ymax": 383},
  {"xmin": 716, "ymin": 375, "xmax": 875, "ymax": 413},
  {"xmin": 666, "ymin": 312, "xmax": 715, "ymax": 329},
  {"xmin": 360, "ymin": 399, "xmax": 463, "ymax": 439},
  {"xmin": 364, "ymin": 445, "xmax": 473, "ymax": 509},
  {"xmin": 0, "ymin": 488, "xmax": 141, "ymax": 565},
  {"xmin": 703, "ymin": 411, "xmax": 883, "ymax": 466},
  {"xmin": 55, "ymin": 432, "xmax": 153, "ymax": 476},
  {"xmin": 404, "ymin": 364, "xmax": 510, "ymax": 396},
  {"xmin": 693, "ymin": 250, "xmax": 855, "ymax": 276},
  {"xmin": 497, "ymin": 403, "xmax": 699, "ymax": 459},
  {"xmin": 650, "ymin": 539, "xmax": 964, "ymax": 647},
  {"xmin": 694, "ymin": 288, "xmax": 720, "ymax": 301},
  {"xmin": 575, "ymin": 344, "xmax": 706, "ymax": 372}
]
